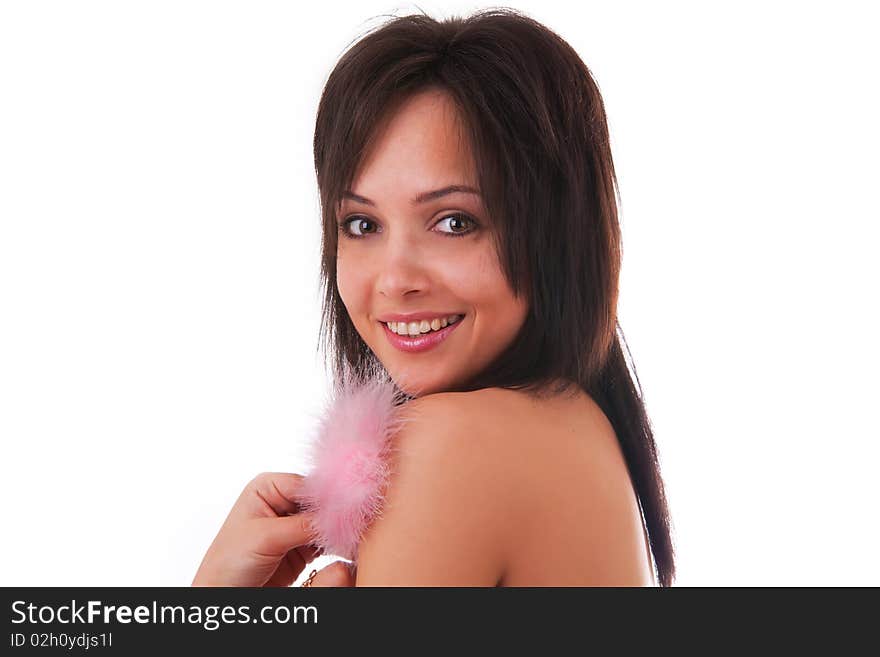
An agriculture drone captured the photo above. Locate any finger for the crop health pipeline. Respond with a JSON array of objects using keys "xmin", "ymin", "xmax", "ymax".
[
  {"xmin": 263, "ymin": 555, "xmax": 297, "ymax": 588},
  {"xmin": 309, "ymin": 561, "xmax": 355, "ymax": 587},
  {"xmin": 252, "ymin": 513, "xmax": 318, "ymax": 558},
  {"xmin": 263, "ymin": 542, "xmax": 324, "ymax": 588},
  {"xmin": 248, "ymin": 472, "xmax": 307, "ymax": 517},
  {"xmin": 291, "ymin": 544, "xmax": 323, "ymax": 569},
  {"xmin": 280, "ymin": 543, "xmax": 322, "ymax": 580}
]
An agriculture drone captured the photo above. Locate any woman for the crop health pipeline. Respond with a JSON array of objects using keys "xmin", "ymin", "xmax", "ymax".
[{"xmin": 194, "ymin": 8, "xmax": 675, "ymax": 587}]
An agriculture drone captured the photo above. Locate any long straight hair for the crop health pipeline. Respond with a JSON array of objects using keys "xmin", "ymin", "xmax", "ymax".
[{"xmin": 313, "ymin": 8, "xmax": 676, "ymax": 586}]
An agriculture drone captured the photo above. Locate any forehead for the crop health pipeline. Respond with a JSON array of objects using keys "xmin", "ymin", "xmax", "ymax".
[{"xmin": 351, "ymin": 89, "xmax": 478, "ymax": 190}]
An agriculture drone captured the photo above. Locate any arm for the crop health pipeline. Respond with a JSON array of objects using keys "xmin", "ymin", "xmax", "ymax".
[{"xmin": 353, "ymin": 392, "xmax": 513, "ymax": 586}]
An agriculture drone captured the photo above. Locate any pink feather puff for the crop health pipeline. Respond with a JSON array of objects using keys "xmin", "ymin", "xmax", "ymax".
[{"xmin": 297, "ymin": 375, "xmax": 410, "ymax": 562}]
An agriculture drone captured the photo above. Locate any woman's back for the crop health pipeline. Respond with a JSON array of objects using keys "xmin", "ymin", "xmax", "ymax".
[
  {"xmin": 485, "ymin": 385, "xmax": 654, "ymax": 586},
  {"xmin": 355, "ymin": 383, "xmax": 655, "ymax": 586}
]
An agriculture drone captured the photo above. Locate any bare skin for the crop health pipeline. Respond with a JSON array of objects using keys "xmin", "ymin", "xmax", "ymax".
[
  {"xmin": 353, "ymin": 383, "xmax": 655, "ymax": 587},
  {"xmin": 489, "ymin": 385, "xmax": 655, "ymax": 586}
]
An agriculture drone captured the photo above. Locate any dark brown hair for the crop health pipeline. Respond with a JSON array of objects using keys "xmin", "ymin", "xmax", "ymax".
[{"xmin": 313, "ymin": 8, "xmax": 676, "ymax": 586}]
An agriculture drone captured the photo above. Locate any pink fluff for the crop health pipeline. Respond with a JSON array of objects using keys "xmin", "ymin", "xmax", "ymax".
[{"xmin": 297, "ymin": 375, "xmax": 410, "ymax": 562}]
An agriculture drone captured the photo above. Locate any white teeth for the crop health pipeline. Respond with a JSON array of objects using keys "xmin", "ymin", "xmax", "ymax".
[{"xmin": 387, "ymin": 314, "xmax": 462, "ymax": 336}]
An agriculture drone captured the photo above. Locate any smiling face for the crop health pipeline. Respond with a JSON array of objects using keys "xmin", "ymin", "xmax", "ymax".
[{"xmin": 335, "ymin": 88, "xmax": 529, "ymax": 397}]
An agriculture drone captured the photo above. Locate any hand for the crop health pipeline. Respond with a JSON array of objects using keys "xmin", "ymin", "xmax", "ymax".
[{"xmin": 192, "ymin": 472, "xmax": 326, "ymax": 587}]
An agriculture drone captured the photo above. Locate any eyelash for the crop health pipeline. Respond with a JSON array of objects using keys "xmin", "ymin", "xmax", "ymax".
[{"xmin": 337, "ymin": 213, "xmax": 479, "ymax": 240}]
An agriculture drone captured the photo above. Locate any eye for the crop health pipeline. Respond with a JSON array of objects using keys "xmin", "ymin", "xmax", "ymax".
[
  {"xmin": 435, "ymin": 213, "xmax": 478, "ymax": 237},
  {"xmin": 339, "ymin": 216, "xmax": 378, "ymax": 238}
]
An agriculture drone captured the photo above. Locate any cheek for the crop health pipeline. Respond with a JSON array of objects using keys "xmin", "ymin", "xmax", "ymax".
[
  {"xmin": 445, "ymin": 245, "xmax": 498, "ymax": 298},
  {"xmin": 336, "ymin": 256, "xmax": 380, "ymax": 334},
  {"xmin": 484, "ymin": 291, "xmax": 526, "ymax": 334},
  {"xmin": 335, "ymin": 258, "xmax": 361, "ymax": 312},
  {"xmin": 474, "ymin": 267, "xmax": 528, "ymax": 337}
]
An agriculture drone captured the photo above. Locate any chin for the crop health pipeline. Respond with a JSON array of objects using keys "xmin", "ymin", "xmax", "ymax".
[
  {"xmin": 391, "ymin": 376, "xmax": 441, "ymax": 398},
  {"xmin": 387, "ymin": 368, "xmax": 455, "ymax": 398}
]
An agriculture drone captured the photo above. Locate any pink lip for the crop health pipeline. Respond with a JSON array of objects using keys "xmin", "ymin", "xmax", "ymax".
[{"xmin": 380, "ymin": 317, "xmax": 464, "ymax": 353}]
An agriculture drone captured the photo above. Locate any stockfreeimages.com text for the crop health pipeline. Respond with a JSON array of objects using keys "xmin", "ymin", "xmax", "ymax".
[{"xmin": 10, "ymin": 599, "xmax": 317, "ymax": 631}]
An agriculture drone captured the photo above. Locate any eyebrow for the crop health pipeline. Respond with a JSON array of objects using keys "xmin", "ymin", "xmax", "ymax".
[{"xmin": 341, "ymin": 185, "xmax": 481, "ymax": 207}]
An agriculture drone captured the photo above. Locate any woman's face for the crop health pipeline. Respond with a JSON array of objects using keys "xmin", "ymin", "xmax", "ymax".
[{"xmin": 335, "ymin": 88, "xmax": 528, "ymax": 397}]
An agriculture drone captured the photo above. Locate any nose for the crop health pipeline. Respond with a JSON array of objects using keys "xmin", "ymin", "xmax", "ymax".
[{"xmin": 374, "ymin": 230, "xmax": 432, "ymax": 299}]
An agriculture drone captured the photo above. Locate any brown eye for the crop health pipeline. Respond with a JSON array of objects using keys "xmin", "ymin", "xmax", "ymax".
[
  {"xmin": 435, "ymin": 213, "xmax": 478, "ymax": 237},
  {"xmin": 340, "ymin": 216, "xmax": 378, "ymax": 238}
]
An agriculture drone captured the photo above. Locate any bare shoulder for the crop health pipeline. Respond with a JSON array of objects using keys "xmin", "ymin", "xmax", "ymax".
[
  {"xmin": 354, "ymin": 384, "xmax": 653, "ymax": 586},
  {"xmin": 353, "ymin": 388, "xmax": 520, "ymax": 585},
  {"xmin": 409, "ymin": 384, "xmax": 623, "ymax": 477},
  {"xmin": 473, "ymin": 385, "xmax": 655, "ymax": 586}
]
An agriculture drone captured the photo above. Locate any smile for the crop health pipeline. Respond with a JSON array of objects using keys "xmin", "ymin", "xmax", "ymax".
[{"xmin": 380, "ymin": 315, "xmax": 464, "ymax": 353}]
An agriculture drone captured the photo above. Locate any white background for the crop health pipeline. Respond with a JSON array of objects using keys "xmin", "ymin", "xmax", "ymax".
[{"xmin": 1, "ymin": 1, "xmax": 877, "ymax": 586}]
